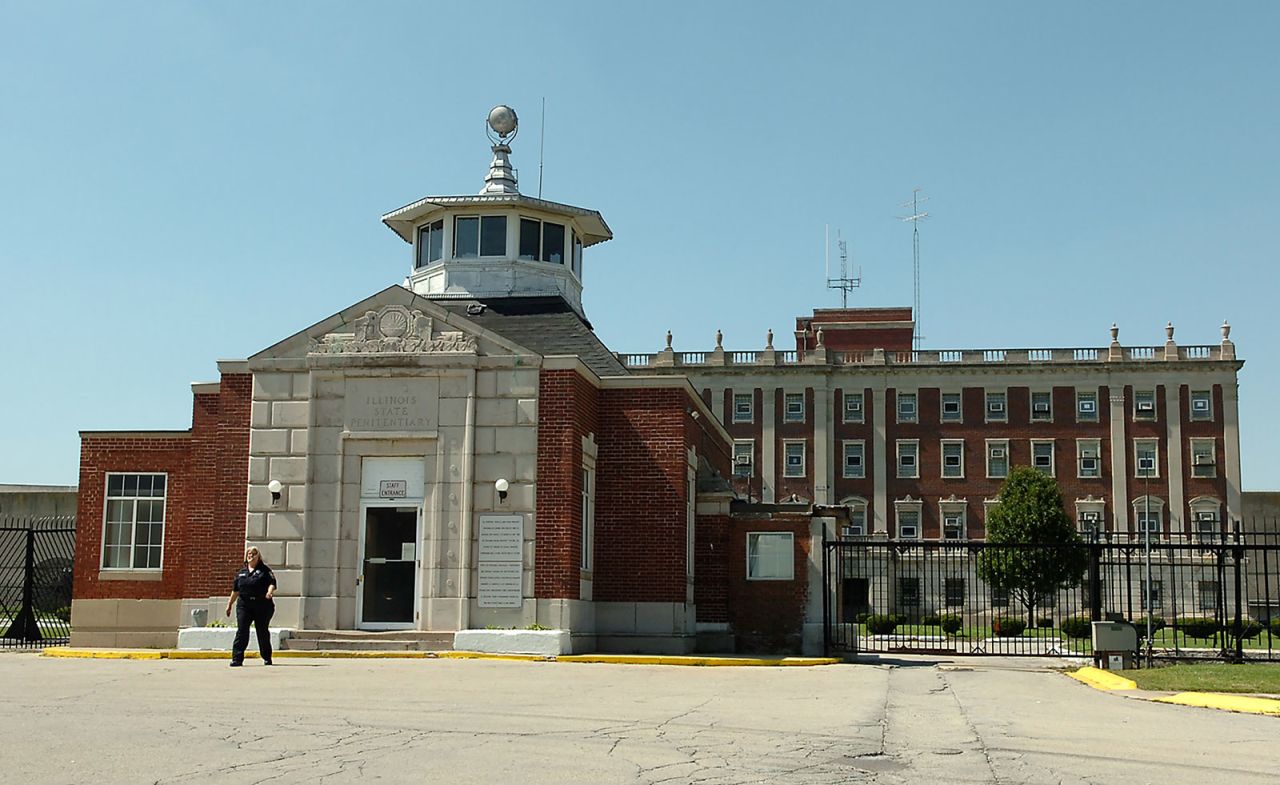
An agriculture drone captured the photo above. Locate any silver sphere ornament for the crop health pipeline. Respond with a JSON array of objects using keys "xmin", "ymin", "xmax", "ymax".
[{"xmin": 487, "ymin": 105, "xmax": 518, "ymax": 138}]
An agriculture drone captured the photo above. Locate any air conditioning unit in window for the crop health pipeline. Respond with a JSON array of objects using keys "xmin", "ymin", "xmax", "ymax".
[
  {"xmin": 944, "ymin": 402, "xmax": 960, "ymax": 413},
  {"xmin": 990, "ymin": 447, "xmax": 1006, "ymax": 458},
  {"xmin": 1033, "ymin": 402, "xmax": 1050, "ymax": 413},
  {"xmin": 988, "ymin": 401, "xmax": 1005, "ymax": 413},
  {"xmin": 848, "ymin": 399, "xmax": 862, "ymax": 411},
  {"xmin": 1193, "ymin": 455, "xmax": 1214, "ymax": 466},
  {"xmin": 1192, "ymin": 399, "xmax": 1210, "ymax": 411},
  {"xmin": 842, "ymin": 526, "xmax": 864, "ymax": 538},
  {"xmin": 1079, "ymin": 400, "xmax": 1096, "ymax": 413},
  {"xmin": 1080, "ymin": 457, "xmax": 1098, "ymax": 472},
  {"xmin": 1196, "ymin": 512, "xmax": 1218, "ymax": 523},
  {"xmin": 1137, "ymin": 401, "xmax": 1155, "ymax": 412},
  {"xmin": 899, "ymin": 524, "xmax": 919, "ymax": 539},
  {"xmin": 1138, "ymin": 457, "xmax": 1156, "ymax": 472}
]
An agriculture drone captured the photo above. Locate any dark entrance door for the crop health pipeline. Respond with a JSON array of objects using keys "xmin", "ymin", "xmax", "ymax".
[
  {"xmin": 841, "ymin": 578, "xmax": 870, "ymax": 623},
  {"xmin": 359, "ymin": 506, "xmax": 418, "ymax": 627}
]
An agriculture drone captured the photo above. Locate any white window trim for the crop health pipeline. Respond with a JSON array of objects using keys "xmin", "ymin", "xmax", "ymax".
[
  {"xmin": 783, "ymin": 392, "xmax": 806, "ymax": 423},
  {"xmin": 1031, "ymin": 439, "xmax": 1056, "ymax": 476},
  {"xmin": 1075, "ymin": 499, "xmax": 1106, "ymax": 536},
  {"xmin": 842, "ymin": 440, "xmax": 866, "ymax": 479},
  {"xmin": 940, "ymin": 392, "xmax": 963, "ymax": 423},
  {"xmin": 939, "ymin": 499, "xmax": 967, "ymax": 540},
  {"xmin": 1188, "ymin": 496, "xmax": 1223, "ymax": 535},
  {"xmin": 1132, "ymin": 496, "xmax": 1166, "ymax": 535},
  {"xmin": 100, "ymin": 472, "xmax": 168, "ymax": 572},
  {"xmin": 732, "ymin": 393, "xmax": 754, "ymax": 424},
  {"xmin": 746, "ymin": 532, "xmax": 794, "ymax": 580},
  {"xmin": 1189, "ymin": 438, "xmax": 1217, "ymax": 478},
  {"xmin": 985, "ymin": 389, "xmax": 1008, "ymax": 423},
  {"xmin": 985, "ymin": 439, "xmax": 1009, "ymax": 479},
  {"xmin": 783, "ymin": 439, "xmax": 806, "ymax": 478},
  {"xmin": 842, "ymin": 390, "xmax": 865, "ymax": 424},
  {"xmin": 1189, "ymin": 389, "xmax": 1214, "ymax": 422},
  {"xmin": 896, "ymin": 439, "xmax": 920, "ymax": 479},
  {"xmin": 941, "ymin": 439, "xmax": 965, "ymax": 479},
  {"xmin": 1133, "ymin": 389, "xmax": 1157, "ymax": 421},
  {"xmin": 894, "ymin": 498, "xmax": 923, "ymax": 539},
  {"xmin": 733, "ymin": 439, "xmax": 755, "ymax": 479},
  {"xmin": 1134, "ymin": 439, "xmax": 1160, "ymax": 478},
  {"xmin": 1076, "ymin": 390, "xmax": 1099, "ymax": 422},
  {"xmin": 897, "ymin": 390, "xmax": 918, "ymax": 424},
  {"xmin": 840, "ymin": 496, "xmax": 869, "ymax": 537},
  {"xmin": 1030, "ymin": 390, "xmax": 1053, "ymax": 422},
  {"xmin": 581, "ymin": 461, "xmax": 596, "ymax": 571},
  {"xmin": 1076, "ymin": 438, "xmax": 1102, "ymax": 479}
]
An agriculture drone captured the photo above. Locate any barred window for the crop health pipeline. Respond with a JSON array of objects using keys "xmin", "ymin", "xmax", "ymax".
[{"xmin": 102, "ymin": 473, "xmax": 167, "ymax": 570}]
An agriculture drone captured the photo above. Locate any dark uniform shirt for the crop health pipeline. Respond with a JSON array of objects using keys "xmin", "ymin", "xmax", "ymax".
[{"xmin": 233, "ymin": 565, "xmax": 277, "ymax": 600}]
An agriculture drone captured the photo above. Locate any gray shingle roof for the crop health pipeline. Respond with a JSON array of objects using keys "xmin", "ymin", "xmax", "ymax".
[{"xmin": 435, "ymin": 297, "xmax": 627, "ymax": 377}]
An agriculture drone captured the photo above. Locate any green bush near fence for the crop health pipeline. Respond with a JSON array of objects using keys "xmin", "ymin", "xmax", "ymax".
[
  {"xmin": 1060, "ymin": 616, "xmax": 1092, "ymax": 639},
  {"xmin": 939, "ymin": 615, "xmax": 963, "ymax": 634},
  {"xmin": 992, "ymin": 617, "xmax": 1026, "ymax": 637},
  {"xmin": 1271, "ymin": 618, "xmax": 1280, "ymax": 638},
  {"xmin": 1175, "ymin": 617, "xmax": 1220, "ymax": 639},
  {"xmin": 865, "ymin": 615, "xmax": 898, "ymax": 635}
]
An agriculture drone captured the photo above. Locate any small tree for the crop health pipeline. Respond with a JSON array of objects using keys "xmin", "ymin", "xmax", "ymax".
[{"xmin": 977, "ymin": 467, "xmax": 1089, "ymax": 630}]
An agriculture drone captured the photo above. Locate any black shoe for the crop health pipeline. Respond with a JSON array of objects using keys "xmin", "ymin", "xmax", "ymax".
[
  {"xmin": 263, "ymin": 660, "xmax": 272, "ymax": 666},
  {"xmin": 230, "ymin": 661, "xmax": 243, "ymax": 667}
]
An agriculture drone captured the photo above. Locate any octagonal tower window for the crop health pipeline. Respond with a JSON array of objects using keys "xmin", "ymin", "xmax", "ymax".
[
  {"xmin": 518, "ymin": 217, "xmax": 565, "ymax": 263},
  {"xmin": 416, "ymin": 220, "xmax": 444, "ymax": 268},
  {"xmin": 455, "ymin": 215, "xmax": 507, "ymax": 258}
]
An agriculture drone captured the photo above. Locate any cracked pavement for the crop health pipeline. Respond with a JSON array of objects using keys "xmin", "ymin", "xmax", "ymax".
[{"xmin": 3, "ymin": 654, "xmax": 1276, "ymax": 784}]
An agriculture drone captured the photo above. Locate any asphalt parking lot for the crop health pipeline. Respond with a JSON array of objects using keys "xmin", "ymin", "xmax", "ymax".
[{"xmin": 3, "ymin": 653, "xmax": 1276, "ymax": 784}]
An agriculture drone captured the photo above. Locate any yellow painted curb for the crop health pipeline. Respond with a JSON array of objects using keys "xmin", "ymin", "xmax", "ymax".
[
  {"xmin": 557, "ymin": 654, "xmax": 840, "ymax": 667},
  {"xmin": 1154, "ymin": 692, "xmax": 1280, "ymax": 716},
  {"xmin": 43, "ymin": 649, "xmax": 165, "ymax": 660},
  {"xmin": 1069, "ymin": 666, "xmax": 1137, "ymax": 691},
  {"xmin": 438, "ymin": 651, "xmax": 553, "ymax": 662}
]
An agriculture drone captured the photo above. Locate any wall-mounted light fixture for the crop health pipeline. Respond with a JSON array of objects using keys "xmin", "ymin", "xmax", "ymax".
[
  {"xmin": 268, "ymin": 479, "xmax": 283, "ymax": 507},
  {"xmin": 494, "ymin": 478, "xmax": 509, "ymax": 503}
]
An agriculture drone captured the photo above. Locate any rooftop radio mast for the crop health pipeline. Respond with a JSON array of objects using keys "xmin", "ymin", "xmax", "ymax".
[
  {"xmin": 899, "ymin": 189, "xmax": 929, "ymax": 350},
  {"xmin": 824, "ymin": 225, "xmax": 862, "ymax": 308}
]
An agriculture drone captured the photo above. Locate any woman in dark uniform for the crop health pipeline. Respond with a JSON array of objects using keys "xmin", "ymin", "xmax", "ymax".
[{"xmin": 225, "ymin": 546, "xmax": 277, "ymax": 666}]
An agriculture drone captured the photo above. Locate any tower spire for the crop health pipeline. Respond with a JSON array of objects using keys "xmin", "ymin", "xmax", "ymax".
[{"xmin": 481, "ymin": 105, "xmax": 520, "ymax": 195}]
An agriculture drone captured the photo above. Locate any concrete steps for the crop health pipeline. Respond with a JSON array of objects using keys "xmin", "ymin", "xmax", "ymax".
[{"xmin": 281, "ymin": 630, "xmax": 454, "ymax": 652}]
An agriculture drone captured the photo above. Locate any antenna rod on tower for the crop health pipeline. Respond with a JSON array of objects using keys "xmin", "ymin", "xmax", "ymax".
[
  {"xmin": 825, "ymin": 226, "xmax": 861, "ymax": 308},
  {"xmin": 537, "ymin": 97, "xmax": 546, "ymax": 198},
  {"xmin": 899, "ymin": 188, "xmax": 929, "ymax": 350}
]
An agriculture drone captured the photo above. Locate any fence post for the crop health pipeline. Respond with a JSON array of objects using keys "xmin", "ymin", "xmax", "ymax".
[
  {"xmin": 1232, "ymin": 521, "xmax": 1244, "ymax": 663},
  {"xmin": 1089, "ymin": 534, "xmax": 1102, "ymax": 622},
  {"xmin": 822, "ymin": 541, "xmax": 831, "ymax": 657}
]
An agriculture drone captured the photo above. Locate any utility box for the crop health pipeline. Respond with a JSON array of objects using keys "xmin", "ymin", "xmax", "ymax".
[{"xmin": 1092, "ymin": 621, "xmax": 1138, "ymax": 670}]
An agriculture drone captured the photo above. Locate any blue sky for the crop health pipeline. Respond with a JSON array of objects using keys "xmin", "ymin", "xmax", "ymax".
[{"xmin": 2, "ymin": 2, "xmax": 1277, "ymax": 489}]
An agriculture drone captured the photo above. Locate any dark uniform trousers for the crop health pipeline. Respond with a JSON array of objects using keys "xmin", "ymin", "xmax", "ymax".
[{"xmin": 232, "ymin": 597, "xmax": 275, "ymax": 664}]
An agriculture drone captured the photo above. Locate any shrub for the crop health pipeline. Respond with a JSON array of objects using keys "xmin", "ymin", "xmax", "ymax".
[
  {"xmin": 920, "ymin": 613, "xmax": 941, "ymax": 627},
  {"xmin": 1271, "ymin": 617, "xmax": 1280, "ymax": 638},
  {"xmin": 854, "ymin": 612, "xmax": 871, "ymax": 624},
  {"xmin": 865, "ymin": 615, "xmax": 898, "ymax": 635},
  {"xmin": 1036, "ymin": 616, "xmax": 1055, "ymax": 629},
  {"xmin": 992, "ymin": 617, "xmax": 1026, "ymax": 637},
  {"xmin": 1175, "ymin": 617, "xmax": 1220, "ymax": 639},
  {"xmin": 1132, "ymin": 617, "xmax": 1167, "ymax": 636},
  {"xmin": 939, "ymin": 615, "xmax": 963, "ymax": 635},
  {"xmin": 1060, "ymin": 616, "xmax": 1092, "ymax": 639},
  {"xmin": 51, "ymin": 606, "xmax": 71, "ymax": 623},
  {"xmin": 1237, "ymin": 619, "xmax": 1264, "ymax": 640}
]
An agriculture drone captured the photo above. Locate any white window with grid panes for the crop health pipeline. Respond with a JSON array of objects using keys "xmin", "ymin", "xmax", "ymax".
[
  {"xmin": 985, "ymin": 390, "xmax": 1007, "ymax": 422},
  {"xmin": 843, "ymin": 390, "xmax": 864, "ymax": 423},
  {"xmin": 840, "ymin": 497, "xmax": 868, "ymax": 537},
  {"xmin": 1134, "ymin": 389, "xmax": 1156, "ymax": 421},
  {"xmin": 1133, "ymin": 497, "xmax": 1164, "ymax": 535},
  {"xmin": 1031, "ymin": 391, "xmax": 1053, "ymax": 422},
  {"xmin": 940, "ymin": 502, "xmax": 966, "ymax": 540},
  {"xmin": 783, "ymin": 440, "xmax": 806, "ymax": 477},
  {"xmin": 747, "ymin": 532, "xmax": 793, "ymax": 580},
  {"xmin": 1076, "ymin": 390, "xmax": 1099, "ymax": 422},
  {"xmin": 895, "ymin": 500, "xmax": 922, "ymax": 539},
  {"xmin": 1134, "ymin": 439, "xmax": 1159, "ymax": 478},
  {"xmin": 897, "ymin": 440, "xmax": 919, "ymax": 479},
  {"xmin": 733, "ymin": 440, "xmax": 754, "ymax": 479},
  {"xmin": 1031, "ymin": 440, "xmax": 1055, "ymax": 475},
  {"xmin": 783, "ymin": 392, "xmax": 805, "ymax": 423},
  {"xmin": 986, "ymin": 439, "xmax": 1009, "ymax": 478},
  {"xmin": 1190, "ymin": 438, "xmax": 1216, "ymax": 478},
  {"xmin": 733, "ymin": 393, "xmax": 754, "ymax": 423},
  {"xmin": 1190, "ymin": 390, "xmax": 1213, "ymax": 421},
  {"xmin": 941, "ymin": 440, "xmax": 964, "ymax": 478},
  {"xmin": 1189, "ymin": 497, "xmax": 1222, "ymax": 538},
  {"xmin": 842, "ymin": 440, "xmax": 865, "ymax": 479},
  {"xmin": 101, "ymin": 473, "xmax": 167, "ymax": 570},
  {"xmin": 897, "ymin": 391, "xmax": 917, "ymax": 423},
  {"xmin": 941, "ymin": 392, "xmax": 962, "ymax": 423},
  {"xmin": 1077, "ymin": 439, "xmax": 1101, "ymax": 478}
]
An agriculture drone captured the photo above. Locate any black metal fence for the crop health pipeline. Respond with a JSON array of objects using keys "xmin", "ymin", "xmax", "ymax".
[
  {"xmin": 1, "ymin": 516, "xmax": 76, "ymax": 649},
  {"xmin": 823, "ymin": 524, "xmax": 1280, "ymax": 662}
]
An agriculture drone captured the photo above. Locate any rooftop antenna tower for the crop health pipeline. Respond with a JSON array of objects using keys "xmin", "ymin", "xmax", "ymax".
[
  {"xmin": 824, "ymin": 225, "xmax": 862, "ymax": 308},
  {"xmin": 537, "ymin": 97, "xmax": 546, "ymax": 198},
  {"xmin": 899, "ymin": 188, "xmax": 929, "ymax": 350}
]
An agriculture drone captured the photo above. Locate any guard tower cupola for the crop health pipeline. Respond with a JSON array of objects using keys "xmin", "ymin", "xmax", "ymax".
[{"xmin": 381, "ymin": 105, "xmax": 612, "ymax": 318}]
